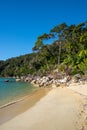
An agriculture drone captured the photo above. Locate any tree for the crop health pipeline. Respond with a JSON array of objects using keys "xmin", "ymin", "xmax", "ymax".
[{"xmin": 50, "ymin": 23, "xmax": 67, "ymax": 68}]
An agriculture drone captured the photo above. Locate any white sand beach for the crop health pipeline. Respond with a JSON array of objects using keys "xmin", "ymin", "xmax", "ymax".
[{"xmin": 0, "ymin": 84, "xmax": 87, "ymax": 130}]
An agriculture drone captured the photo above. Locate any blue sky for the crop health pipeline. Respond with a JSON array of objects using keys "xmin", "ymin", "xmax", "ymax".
[{"xmin": 0, "ymin": 0, "xmax": 87, "ymax": 60}]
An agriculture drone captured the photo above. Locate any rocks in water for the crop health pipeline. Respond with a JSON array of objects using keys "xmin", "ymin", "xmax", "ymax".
[
  {"xmin": 4, "ymin": 79, "xmax": 9, "ymax": 82},
  {"xmin": 16, "ymin": 78, "xmax": 21, "ymax": 82}
]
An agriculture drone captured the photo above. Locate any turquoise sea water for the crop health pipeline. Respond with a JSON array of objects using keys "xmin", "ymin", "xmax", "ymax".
[{"xmin": 0, "ymin": 78, "xmax": 35, "ymax": 107}]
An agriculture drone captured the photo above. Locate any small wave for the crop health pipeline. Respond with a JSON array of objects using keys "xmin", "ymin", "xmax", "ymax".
[
  {"xmin": 0, "ymin": 89, "xmax": 38, "ymax": 109},
  {"xmin": 0, "ymin": 95, "xmax": 29, "ymax": 109}
]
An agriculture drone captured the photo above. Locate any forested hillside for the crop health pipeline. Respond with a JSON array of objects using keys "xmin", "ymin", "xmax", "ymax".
[{"xmin": 0, "ymin": 21, "xmax": 87, "ymax": 77}]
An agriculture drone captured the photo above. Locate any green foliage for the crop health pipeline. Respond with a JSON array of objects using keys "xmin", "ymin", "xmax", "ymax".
[
  {"xmin": 78, "ymin": 60, "xmax": 87, "ymax": 75},
  {"xmin": 32, "ymin": 39, "xmax": 43, "ymax": 51},
  {"xmin": 0, "ymin": 21, "xmax": 87, "ymax": 77}
]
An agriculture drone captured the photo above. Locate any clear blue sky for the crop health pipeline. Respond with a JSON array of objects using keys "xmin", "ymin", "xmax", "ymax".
[{"xmin": 0, "ymin": 0, "xmax": 87, "ymax": 60}]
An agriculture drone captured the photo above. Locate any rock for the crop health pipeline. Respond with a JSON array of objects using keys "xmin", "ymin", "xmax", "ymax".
[
  {"xmin": 52, "ymin": 84, "xmax": 57, "ymax": 88},
  {"xmin": 71, "ymin": 77, "xmax": 79, "ymax": 83},
  {"xmin": 74, "ymin": 74, "xmax": 81, "ymax": 79},
  {"xmin": 56, "ymin": 82, "xmax": 61, "ymax": 87},
  {"xmin": 31, "ymin": 80, "xmax": 36, "ymax": 84},
  {"xmin": 16, "ymin": 78, "xmax": 21, "ymax": 82},
  {"xmin": 4, "ymin": 79, "xmax": 9, "ymax": 82},
  {"xmin": 58, "ymin": 77, "xmax": 67, "ymax": 83},
  {"xmin": 24, "ymin": 77, "xmax": 30, "ymax": 82}
]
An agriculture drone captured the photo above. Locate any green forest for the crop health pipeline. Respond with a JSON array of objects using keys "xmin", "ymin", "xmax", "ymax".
[{"xmin": 0, "ymin": 21, "xmax": 87, "ymax": 77}]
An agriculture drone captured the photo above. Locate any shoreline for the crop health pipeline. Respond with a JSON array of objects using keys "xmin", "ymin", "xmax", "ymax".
[
  {"xmin": 0, "ymin": 87, "xmax": 51, "ymax": 125},
  {"xmin": 0, "ymin": 83, "xmax": 87, "ymax": 130},
  {"xmin": 0, "ymin": 87, "xmax": 43, "ymax": 109}
]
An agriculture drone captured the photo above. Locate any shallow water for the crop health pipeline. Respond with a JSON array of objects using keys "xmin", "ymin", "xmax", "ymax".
[{"xmin": 0, "ymin": 78, "xmax": 35, "ymax": 107}]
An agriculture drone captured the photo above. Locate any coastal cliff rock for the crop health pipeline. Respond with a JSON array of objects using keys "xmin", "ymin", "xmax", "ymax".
[{"xmin": 18, "ymin": 73, "xmax": 87, "ymax": 88}]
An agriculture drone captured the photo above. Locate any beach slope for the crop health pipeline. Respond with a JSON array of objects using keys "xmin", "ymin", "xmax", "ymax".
[{"xmin": 0, "ymin": 87, "xmax": 87, "ymax": 130}]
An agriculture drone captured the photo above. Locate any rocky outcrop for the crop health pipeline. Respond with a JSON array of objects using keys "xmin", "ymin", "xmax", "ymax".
[
  {"xmin": 18, "ymin": 73, "xmax": 87, "ymax": 88},
  {"xmin": 21, "ymin": 74, "xmax": 71, "ymax": 88}
]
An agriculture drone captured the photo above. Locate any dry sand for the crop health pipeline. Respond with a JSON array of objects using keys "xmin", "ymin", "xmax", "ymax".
[
  {"xmin": 68, "ymin": 83, "xmax": 87, "ymax": 96},
  {"xmin": 0, "ymin": 84, "xmax": 87, "ymax": 130}
]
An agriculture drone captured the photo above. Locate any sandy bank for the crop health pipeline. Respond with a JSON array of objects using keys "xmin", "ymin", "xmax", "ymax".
[
  {"xmin": 68, "ymin": 83, "xmax": 87, "ymax": 96},
  {"xmin": 0, "ymin": 88, "xmax": 50, "ymax": 125},
  {"xmin": 0, "ymin": 86, "xmax": 87, "ymax": 130}
]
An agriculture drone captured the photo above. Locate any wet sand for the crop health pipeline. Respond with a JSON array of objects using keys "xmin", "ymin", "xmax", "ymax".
[
  {"xmin": 0, "ymin": 88, "xmax": 50, "ymax": 125},
  {"xmin": 0, "ymin": 85, "xmax": 87, "ymax": 130}
]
